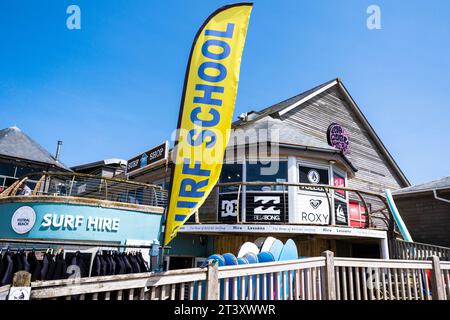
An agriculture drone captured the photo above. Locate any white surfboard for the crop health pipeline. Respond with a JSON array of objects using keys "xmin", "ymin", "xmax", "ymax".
[
  {"xmin": 237, "ymin": 242, "xmax": 259, "ymax": 258},
  {"xmin": 260, "ymin": 236, "xmax": 277, "ymax": 253}
]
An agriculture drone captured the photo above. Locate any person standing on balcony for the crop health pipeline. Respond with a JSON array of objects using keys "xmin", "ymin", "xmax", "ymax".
[{"xmin": 18, "ymin": 183, "xmax": 32, "ymax": 195}]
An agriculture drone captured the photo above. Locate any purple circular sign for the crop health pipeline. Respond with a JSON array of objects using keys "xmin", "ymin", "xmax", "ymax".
[{"xmin": 327, "ymin": 123, "xmax": 350, "ymax": 154}]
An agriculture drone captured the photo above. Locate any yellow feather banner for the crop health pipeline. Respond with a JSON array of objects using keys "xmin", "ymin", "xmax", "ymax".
[{"xmin": 164, "ymin": 3, "xmax": 253, "ymax": 246}]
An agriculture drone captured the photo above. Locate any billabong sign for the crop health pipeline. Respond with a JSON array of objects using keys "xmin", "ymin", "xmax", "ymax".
[
  {"xmin": 127, "ymin": 141, "xmax": 168, "ymax": 175},
  {"xmin": 246, "ymin": 193, "xmax": 287, "ymax": 222}
]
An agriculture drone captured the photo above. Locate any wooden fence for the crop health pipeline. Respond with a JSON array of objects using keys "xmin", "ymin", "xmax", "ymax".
[
  {"xmin": 2, "ymin": 251, "xmax": 450, "ymax": 300},
  {"xmin": 390, "ymin": 239, "xmax": 450, "ymax": 261}
]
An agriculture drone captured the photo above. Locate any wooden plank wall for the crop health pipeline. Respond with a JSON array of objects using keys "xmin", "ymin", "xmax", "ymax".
[
  {"xmin": 213, "ymin": 235, "xmax": 336, "ymax": 258},
  {"xmin": 280, "ymin": 88, "xmax": 406, "ymax": 194},
  {"xmin": 395, "ymin": 191, "xmax": 450, "ymax": 247}
]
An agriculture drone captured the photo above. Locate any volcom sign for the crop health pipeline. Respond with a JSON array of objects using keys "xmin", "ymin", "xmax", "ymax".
[
  {"xmin": 295, "ymin": 194, "xmax": 330, "ymax": 225},
  {"xmin": 11, "ymin": 206, "xmax": 36, "ymax": 234}
]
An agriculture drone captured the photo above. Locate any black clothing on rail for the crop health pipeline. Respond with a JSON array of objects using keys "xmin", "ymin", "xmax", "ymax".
[
  {"xmin": 28, "ymin": 251, "xmax": 41, "ymax": 281},
  {"xmin": 1, "ymin": 252, "xmax": 14, "ymax": 286}
]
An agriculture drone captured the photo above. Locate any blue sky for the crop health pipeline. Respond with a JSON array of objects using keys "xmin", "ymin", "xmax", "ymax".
[{"xmin": 0, "ymin": 0, "xmax": 449, "ymax": 185}]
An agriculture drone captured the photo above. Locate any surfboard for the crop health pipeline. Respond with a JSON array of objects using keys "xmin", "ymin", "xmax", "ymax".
[
  {"xmin": 277, "ymin": 239, "xmax": 298, "ymax": 299},
  {"xmin": 237, "ymin": 242, "xmax": 259, "ymax": 258},
  {"xmin": 243, "ymin": 253, "xmax": 259, "ymax": 299},
  {"xmin": 257, "ymin": 251, "xmax": 275, "ymax": 298},
  {"xmin": 268, "ymin": 239, "xmax": 284, "ymax": 261},
  {"xmin": 260, "ymin": 236, "xmax": 276, "ymax": 253},
  {"xmin": 199, "ymin": 254, "xmax": 225, "ymax": 299},
  {"xmin": 254, "ymin": 237, "xmax": 266, "ymax": 251},
  {"xmin": 237, "ymin": 257, "xmax": 248, "ymax": 299},
  {"xmin": 222, "ymin": 253, "xmax": 238, "ymax": 299}
]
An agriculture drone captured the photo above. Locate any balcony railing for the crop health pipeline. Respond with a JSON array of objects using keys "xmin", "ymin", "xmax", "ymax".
[
  {"xmin": 192, "ymin": 181, "xmax": 396, "ymax": 233},
  {"xmin": 0, "ymin": 171, "xmax": 168, "ymax": 208}
]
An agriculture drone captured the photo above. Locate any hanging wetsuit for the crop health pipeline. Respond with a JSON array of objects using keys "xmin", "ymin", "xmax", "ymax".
[
  {"xmin": 91, "ymin": 253, "xmax": 101, "ymax": 277},
  {"xmin": 40, "ymin": 253, "xmax": 49, "ymax": 280},
  {"xmin": 45, "ymin": 253, "xmax": 56, "ymax": 280},
  {"xmin": 28, "ymin": 251, "xmax": 41, "ymax": 281},
  {"xmin": 1, "ymin": 252, "xmax": 14, "ymax": 286},
  {"xmin": 21, "ymin": 251, "xmax": 31, "ymax": 273}
]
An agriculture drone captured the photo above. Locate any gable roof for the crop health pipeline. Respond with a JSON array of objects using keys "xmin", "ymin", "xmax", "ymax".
[
  {"xmin": 0, "ymin": 126, "xmax": 70, "ymax": 171},
  {"xmin": 229, "ymin": 117, "xmax": 357, "ymax": 173},
  {"xmin": 393, "ymin": 176, "xmax": 450, "ymax": 196},
  {"xmin": 233, "ymin": 78, "xmax": 410, "ymax": 187}
]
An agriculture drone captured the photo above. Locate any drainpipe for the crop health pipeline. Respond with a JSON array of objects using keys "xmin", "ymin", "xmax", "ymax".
[
  {"xmin": 433, "ymin": 189, "xmax": 450, "ymax": 204},
  {"xmin": 55, "ymin": 140, "xmax": 63, "ymax": 161}
]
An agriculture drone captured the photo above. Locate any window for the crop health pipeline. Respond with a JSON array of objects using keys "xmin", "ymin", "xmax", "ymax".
[
  {"xmin": 246, "ymin": 161, "xmax": 287, "ymax": 191},
  {"xmin": 220, "ymin": 163, "xmax": 243, "ymax": 193},
  {"xmin": 0, "ymin": 162, "xmax": 16, "ymax": 177},
  {"xmin": 15, "ymin": 165, "xmax": 42, "ymax": 178},
  {"xmin": 349, "ymin": 201, "xmax": 367, "ymax": 228}
]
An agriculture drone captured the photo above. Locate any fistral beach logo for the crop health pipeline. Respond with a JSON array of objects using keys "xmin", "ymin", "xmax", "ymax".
[
  {"xmin": 11, "ymin": 206, "xmax": 36, "ymax": 234},
  {"xmin": 307, "ymin": 169, "xmax": 321, "ymax": 184},
  {"xmin": 327, "ymin": 123, "xmax": 350, "ymax": 154}
]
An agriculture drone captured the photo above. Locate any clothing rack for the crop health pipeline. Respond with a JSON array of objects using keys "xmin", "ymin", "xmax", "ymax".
[{"xmin": 0, "ymin": 238, "xmax": 160, "ymax": 250}]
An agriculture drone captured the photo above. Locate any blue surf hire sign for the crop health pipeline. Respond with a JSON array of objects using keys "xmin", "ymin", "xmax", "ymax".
[{"xmin": 1, "ymin": 202, "xmax": 163, "ymax": 244}]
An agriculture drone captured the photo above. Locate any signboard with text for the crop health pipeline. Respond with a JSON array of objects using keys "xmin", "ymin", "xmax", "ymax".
[{"xmin": 127, "ymin": 141, "xmax": 168, "ymax": 176}]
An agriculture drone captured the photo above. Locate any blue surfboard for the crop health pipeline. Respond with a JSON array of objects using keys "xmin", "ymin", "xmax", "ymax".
[
  {"xmin": 257, "ymin": 251, "xmax": 275, "ymax": 298},
  {"xmin": 198, "ymin": 254, "xmax": 225, "ymax": 299},
  {"xmin": 243, "ymin": 253, "xmax": 259, "ymax": 299},
  {"xmin": 222, "ymin": 253, "xmax": 238, "ymax": 299},
  {"xmin": 269, "ymin": 239, "xmax": 284, "ymax": 261},
  {"xmin": 236, "ymin": 257, "xmax": 248, "ymax": 299},
  {"xmin": 277, "ymin": 239, "xmax": 298, "ymax": 300}
]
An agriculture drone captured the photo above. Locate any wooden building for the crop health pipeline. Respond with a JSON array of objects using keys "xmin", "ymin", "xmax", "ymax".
[
  {"xmin": 393, "ymin": 176, "xmax": 450, "ymax": 247},
  {"xmin": 126, "ymin": 78, "xmax": 410, "ymax": 268}
]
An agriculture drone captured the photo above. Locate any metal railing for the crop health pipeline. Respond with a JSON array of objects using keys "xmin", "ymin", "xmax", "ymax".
[
  {"xmin": 390, "ymin": 239, "xmax": 450, "ymax": 261},
  {"xmin": 197, "ymin": 181, "xmax": 395, "ymax": 233},
  {"xmin": 0, "ymin": 171, "xmax": 168, "ymax": 208}
]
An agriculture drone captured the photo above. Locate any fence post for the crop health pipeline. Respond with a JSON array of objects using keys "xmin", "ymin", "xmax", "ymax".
[
  {"xmin": 430, "ymin": 256, "xmax": 445, "ymax": 300},
  {"xmin": 321, "ymin": 251, "xmax": 336, "ymax": 300},
  {"xmin": 206, "ymin": 260, "xmax": 219, "ymax": 300}
]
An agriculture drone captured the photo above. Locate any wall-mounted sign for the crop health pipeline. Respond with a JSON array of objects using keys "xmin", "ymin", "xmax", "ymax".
[
  {"xmin": 127, "ymin": 141, "xmax": 168, "ymax": 176},
  {"xmin": 41, "ymin": 214, "xmax": 120, "ymax": 232},
  {"xmin": 11, "ymin": 206, "xmax": 36, "ymax": 234},
  {"xmin": 295, "ymin": 194, "xmax": 330, "ymax": 225},
  {"xmin": 334, "ymin": 199, "xmax": 349, "ymax": 226},
  {"xmin": 1, "ymin": 202, "xmax": 163, "ymax": 243},
  {"xmin": 246, "ymin": 192, "xmax": 287, "ymax": 222},
  {"xmin": 180, "ymin": 224, "xmax": 387, "ymax": 239},
  {"xmin": 218, "ymin": 192, "xmax": 288, "ymax": 222},
  {"xmin": 327, "ymin": 123, "xmax": 350, "ymax": 154},
  {"xmin": 333, "ymin": 172, "xmax": 346, "ymax": 200},
  {"xmin": 298, "ymin": 166, "xmax": 329, "ymax": 193},
  {"xmin": 218, "ymin": 193, "xmax": 239, "ymax": 222}
]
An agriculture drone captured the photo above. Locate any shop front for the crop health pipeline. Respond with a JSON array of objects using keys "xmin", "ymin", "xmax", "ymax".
[
  {"xmin": 127, "ymin": 78, "xmax": 410, "ymax": 267},
  {"xmin": 0, "ymin": 172, "xmax": 166, "ymax": 284}
]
